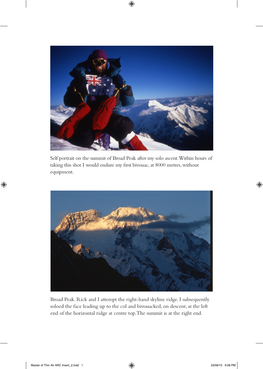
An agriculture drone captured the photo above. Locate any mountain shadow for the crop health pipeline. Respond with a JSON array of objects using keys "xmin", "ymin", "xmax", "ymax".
[{"xmin": 51, "ymin": 231, "xmax": 149, "ymax": 291}]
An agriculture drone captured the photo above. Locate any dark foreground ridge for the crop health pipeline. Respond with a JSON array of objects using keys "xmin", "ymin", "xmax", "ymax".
[{"xmin": 51, "ymin": 231, "xmax": 149, "ymax": 291}]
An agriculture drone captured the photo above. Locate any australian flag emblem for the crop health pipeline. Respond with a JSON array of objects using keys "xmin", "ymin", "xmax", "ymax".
[
  {"xmin": 86, "ymin": 75, "xmax": 115, "ymax": 96},
  {"xmin": 86, "ymin": 75, "xmax": 102, "ymax": 86}
]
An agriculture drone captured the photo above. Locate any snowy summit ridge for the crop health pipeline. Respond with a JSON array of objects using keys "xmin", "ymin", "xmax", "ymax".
[{"xmin": 55, "ymin": 206, "xmax": 167, "ymax": 233}]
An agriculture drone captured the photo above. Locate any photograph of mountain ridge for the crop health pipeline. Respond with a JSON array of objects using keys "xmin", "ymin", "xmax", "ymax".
[{"xmin": 51, "ymin": 191, "xmax": 212, "ymax": 291}]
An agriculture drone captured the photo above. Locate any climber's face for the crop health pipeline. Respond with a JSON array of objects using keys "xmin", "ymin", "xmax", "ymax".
[{"xmin": 92, "ymin": 58, "xmax": 108, "ymax": 75}]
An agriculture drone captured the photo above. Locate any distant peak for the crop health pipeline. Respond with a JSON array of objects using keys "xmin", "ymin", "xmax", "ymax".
[
  {"xmin": 54, "ymin": 209, "xmax": 101, "ymax": 233},
  {"xmin": 104, "ymin": 207, "xmax": 167, "ymax": 227},
  {"xmin": 107, "ymin": 206, "xmax": 159, "ymax": 219}
]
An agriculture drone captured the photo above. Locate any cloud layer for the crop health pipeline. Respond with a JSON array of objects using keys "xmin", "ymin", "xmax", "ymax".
[{"xmin": 139, "ymin": 216, "xmax": 211, "ymax": 234}]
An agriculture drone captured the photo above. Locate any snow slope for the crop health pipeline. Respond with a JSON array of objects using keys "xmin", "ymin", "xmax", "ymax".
[
  {"xmin": 50, "ymin": 95, "xmax": 213, "ymax": 151},
  {"xmin": 50, "ymin": 105, "xmax": 173, "ymax": 151}
]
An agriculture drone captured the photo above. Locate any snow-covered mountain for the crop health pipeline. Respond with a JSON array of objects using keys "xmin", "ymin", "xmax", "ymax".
[
  {"xmin": 50, "ymin": 95, "xmax": 213, "ymax": 151},
  {"xmin": 54, "ymin": 207, "xmax": 211, "ymax": 291}
]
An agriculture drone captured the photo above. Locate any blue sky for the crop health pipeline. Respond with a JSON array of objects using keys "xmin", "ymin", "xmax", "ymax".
[
  {"xmin": 51, "ymin": 46, "xmax": 213, "ymax": 106},
  {"xmin": 51, "ymin": 190, "xmax": 212, "ymax": 243}
]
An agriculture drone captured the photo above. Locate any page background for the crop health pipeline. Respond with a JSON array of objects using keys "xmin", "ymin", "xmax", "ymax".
[{"xmin": 1, "ymin": 0, "xmax": 263, "ymax": 368}]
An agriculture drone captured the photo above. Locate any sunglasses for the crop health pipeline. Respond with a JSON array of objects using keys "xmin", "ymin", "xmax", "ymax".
[{"xmin": 92, "ymin": 58, "xmax": 107, "ymax": 66}]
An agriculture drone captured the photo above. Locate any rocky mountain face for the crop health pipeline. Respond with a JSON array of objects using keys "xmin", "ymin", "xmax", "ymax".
[{"xmin": 54, "ymin": 207, "xmax": 211, "ymax": 291}]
